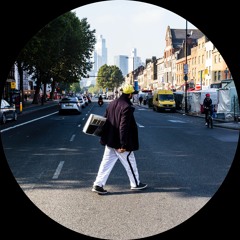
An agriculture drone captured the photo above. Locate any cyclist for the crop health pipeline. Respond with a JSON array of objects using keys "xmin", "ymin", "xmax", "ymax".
[{"xmin": 203, "ymin": 93, "xmax": 213, "ymax": 126}]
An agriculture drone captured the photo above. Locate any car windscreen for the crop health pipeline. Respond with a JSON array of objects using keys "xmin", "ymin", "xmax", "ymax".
[
  {"xmin": 1, "ymin": 100, "xmax": 10, "ymax": 108},
  {"xmin": 60, "ymin": 98, "xmax": 78, "ymax": 103},
  {"xmin": 158, "ymin": 94, "xmax": 174, "ymax": 101}
]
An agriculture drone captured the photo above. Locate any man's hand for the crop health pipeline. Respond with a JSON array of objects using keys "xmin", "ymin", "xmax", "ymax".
[{"xmin": 117, "ymin": 148, "xmax": 126, "ymax": 153}]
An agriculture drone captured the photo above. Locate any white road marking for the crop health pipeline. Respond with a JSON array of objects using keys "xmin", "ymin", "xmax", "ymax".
[
  {"xmin": 137, "ymin": 122, "xmax": 144, "ymax": 127},
  {"xmin": 70, "ymin": 134, "xmax": 76, "ymax": 141},
  {"xmin": 52, "ymin": 161, "xmax": 64, "ymax": 179},
  {"xmin": 0, "ymin": 112, "xmax": 58, "ymax": 133},
  {"xmin": 168, "ymin": 120, "xmax": 186, "ymax": 123}
]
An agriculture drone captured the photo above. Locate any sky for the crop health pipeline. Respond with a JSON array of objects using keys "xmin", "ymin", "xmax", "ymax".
[{"xmin": 72, "ymin": 0, "xmax": 197, "ymax": 65}]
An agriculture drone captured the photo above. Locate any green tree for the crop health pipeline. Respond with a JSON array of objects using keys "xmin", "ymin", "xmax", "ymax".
[
  {"xmin": 97, "ymin": 64, "xmax": 124, "ymax": 92},
  {"xmin": 87, "ymin": 84, "xmax": 100, "ymax": 95},
  {"xmin": 16, "ymin": 11, "xmax": 96, "ymax": 104},
  {"xmin": 70, "ymin": 82, "xmax": 81, "ymax": 94}
]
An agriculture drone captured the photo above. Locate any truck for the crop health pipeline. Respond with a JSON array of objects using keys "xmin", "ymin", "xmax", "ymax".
[{"xmin": 152, "ymin": 89, "xmax": 176, "ymax": 112}]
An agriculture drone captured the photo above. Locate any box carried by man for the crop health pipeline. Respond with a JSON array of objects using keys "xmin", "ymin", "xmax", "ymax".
[{"xmin": 82, "ymin": 114, "xmax": 106, "ymax": 137}]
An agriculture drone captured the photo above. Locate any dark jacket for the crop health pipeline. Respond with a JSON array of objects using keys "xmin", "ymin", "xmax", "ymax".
[
  {"xmin": 100, "ymin": 94, "xmax": 139, "ymax": 151},
  {"xmin": 203, "ymin": 98, "xmax": 213, "ymax": 112}
]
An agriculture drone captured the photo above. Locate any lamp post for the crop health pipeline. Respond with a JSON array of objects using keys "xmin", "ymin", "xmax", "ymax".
[
  {"xmin": 132, "ymin": 56, "xmax": 135, "ymax": 85},
  {"xmin": 184, "ymin": 20, "xmax": 188, "ymax": 114}
]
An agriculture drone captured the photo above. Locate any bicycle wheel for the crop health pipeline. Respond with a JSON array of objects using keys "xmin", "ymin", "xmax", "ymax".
[
  {"xmin": 207, "ymin": 118, "xmax": 210, "ymax": 128},
  {"xmin": 210, "ymin": 117, "xmax": 213, "ymax": 128}
]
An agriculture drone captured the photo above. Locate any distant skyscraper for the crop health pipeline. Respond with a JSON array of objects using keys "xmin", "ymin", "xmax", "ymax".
[
  {"xmin": 130, "ymin": 48, "xmax": 142, "ymax": 71},
  {"xmin": 81, "ymin": 34, "xmax": 108, "ymax": 87},
  {"xmin": 114, "ymin": 55, "xmax": 129, "ymax": 76},
  {"xmin": 95, "ymin": 35, "xmax": 107, "ymax": 70},
  {"xmin": 114, "ymin": 49, "xmax": 143, "ymax": 78}
]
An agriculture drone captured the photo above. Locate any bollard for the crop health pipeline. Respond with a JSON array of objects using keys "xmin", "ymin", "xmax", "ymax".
[{"xmin": 19, "ymin": 102, "xmax": 22, "ymax": 112}]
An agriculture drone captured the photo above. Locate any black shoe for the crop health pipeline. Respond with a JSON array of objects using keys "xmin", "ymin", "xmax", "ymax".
[
  {"xmin": 131, "ymin": 182, "xmax": 147, "ymax": 190},
  {"xmin": 92, "ymin": 185, "xmax": 108, "ymax": 194}
]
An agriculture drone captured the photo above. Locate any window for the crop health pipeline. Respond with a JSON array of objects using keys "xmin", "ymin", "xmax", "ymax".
[
  {"xmin": 214, "ymin": 71, "xmax": 217, "ymax": 81},
  {"xmin": 218, "ymin": 71, "xmax": 221, "ymax": 80}
]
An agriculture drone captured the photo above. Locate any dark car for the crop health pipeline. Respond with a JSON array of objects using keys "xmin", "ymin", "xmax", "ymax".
[
  {"xmin": 58, "ymin": 96, "xmax": 82, "ymax": 115},
  {"xmin": 0, "ymin": 99, "xmax": 18, "ymax": 124}
]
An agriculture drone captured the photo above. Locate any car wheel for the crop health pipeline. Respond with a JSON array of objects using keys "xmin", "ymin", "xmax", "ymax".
[{"xmin": 2, "ymin": 113, "xmax": 6, "ymax": 124}]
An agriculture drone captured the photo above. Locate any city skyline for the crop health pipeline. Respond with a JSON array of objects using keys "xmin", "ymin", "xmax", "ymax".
[{"xmin": 72, "ymin": 1, "xmax": 197, "ymax": 65}]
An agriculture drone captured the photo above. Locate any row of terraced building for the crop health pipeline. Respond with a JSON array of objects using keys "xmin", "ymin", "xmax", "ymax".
[{"xmin": 124, "ymin": 26, "xmax": 233, "ymax": 92}]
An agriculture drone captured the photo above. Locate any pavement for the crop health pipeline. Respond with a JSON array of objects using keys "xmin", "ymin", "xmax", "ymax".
[{"xmin": 18, "ymin": 99, "xmax": 240, "ymax": 131}]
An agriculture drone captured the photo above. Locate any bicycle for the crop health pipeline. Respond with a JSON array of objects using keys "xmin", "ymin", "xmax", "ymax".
[{"xmin": 206, "ymin": 108, "xmax": 213, "ymax": 129}]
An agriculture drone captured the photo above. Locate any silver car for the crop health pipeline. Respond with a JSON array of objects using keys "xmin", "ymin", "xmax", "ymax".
[
  {"xmin": 0, "ymin": 99, "xmax": 18, "ymax": 124},
  {"xmin": 58, "ymin": 97, "xmax": 82, "ymax": 115},
  {"xmin": 77, "ymin": 95, "xmax": 87, "ymax": 108}
]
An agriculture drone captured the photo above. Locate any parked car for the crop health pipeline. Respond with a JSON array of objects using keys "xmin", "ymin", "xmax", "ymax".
[
  {"xmin": 0, "ymin": 99, "xmax": 18, "ymax": 124},
  {"xmin": 58, "ymin": 97, "xmax": 82, "ymax": 115}
]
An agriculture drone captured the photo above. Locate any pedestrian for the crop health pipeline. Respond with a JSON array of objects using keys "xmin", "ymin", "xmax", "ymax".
[
  {"xmin": 203, "ymin": 93, "xmax": 213, "ymax": 125},
  {"xmin": 139, "ymin": 95, "xmax": 143, "ymax": 105},
  {"xmin": 92, "ymin": 84, "xmax": 147, "ymax": 194}
]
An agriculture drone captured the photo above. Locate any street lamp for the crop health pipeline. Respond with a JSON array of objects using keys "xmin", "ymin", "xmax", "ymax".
[
  {"xmin": 200, "ymin": 70, "xmax": 203, "ymax": 90},
  {"xmin": 132, "ymin": 56, "xmax": 134, "ymax": 85},
  {"xmin": 184, "ymin": 20, "xmax": 188, "ymax": 114}
]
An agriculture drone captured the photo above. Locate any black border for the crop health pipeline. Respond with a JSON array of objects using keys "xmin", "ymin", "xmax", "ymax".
[{"xmin": 1, "ymin": 1, "xmax": 239, "ymax": 239}]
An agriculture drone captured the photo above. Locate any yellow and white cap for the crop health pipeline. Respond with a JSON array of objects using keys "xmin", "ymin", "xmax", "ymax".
[{"xmin": 122, "ymin": 84, "xmax": 135, "ymax": 94}]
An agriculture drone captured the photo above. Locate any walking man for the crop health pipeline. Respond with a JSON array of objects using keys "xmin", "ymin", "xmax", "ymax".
[{"xmin": 92, "ymin": 84, "xmax": 147, "ymax": 194}]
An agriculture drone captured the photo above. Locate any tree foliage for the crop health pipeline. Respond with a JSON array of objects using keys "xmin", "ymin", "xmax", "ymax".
[
  {"xmin": 70, "ymin": 82, "xmax": 81, "ymax": 93},
  {"xmin": 16, "ymin": 11, "xmax": 96, "ymax": 103},
  {"xmin": 87, "ymin": 84, "xmax": 100, "ymax": 95},
  {"xmin": 97, "ymin": 64, "xmax": 124, "ymax": 92}
]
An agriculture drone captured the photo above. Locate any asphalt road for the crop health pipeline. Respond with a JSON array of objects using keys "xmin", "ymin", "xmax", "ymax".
[{"xmin": 1, "ymin": 99, "xmax": 239, "ymax": 239}]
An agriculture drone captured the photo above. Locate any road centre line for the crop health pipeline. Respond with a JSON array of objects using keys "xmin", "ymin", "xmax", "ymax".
[
  {"xmin": 168, "ymin": 120, "xmax": 186, "ymax": 123},
  {"xmin": 0, "ymin": 112, "xmax": 58, "ymax": 133},
  {"xmin": 52, "ymin": 161, "xmax": 64, "ymax": 179},
  {"xmin": 137, "ymin": 122, "xmax": 144, "ymax": 127},
  {"xmin": 70, "ymin": 134, "xmax": 76, "ymax": 142}
]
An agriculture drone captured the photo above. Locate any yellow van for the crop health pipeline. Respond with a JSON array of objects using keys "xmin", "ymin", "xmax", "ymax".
[{"xmin": 152, "ymin": 90, "xmax": 176, "ymax": 112}]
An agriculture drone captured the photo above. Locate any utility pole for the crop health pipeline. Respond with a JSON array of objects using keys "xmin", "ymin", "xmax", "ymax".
[
  {"xmin": 184, "ymin": 20, "xmax": 188, "ymax": 114},
  {"xmin": 132, "ymin": 56, "xmax": 134, "ymax": 85}
]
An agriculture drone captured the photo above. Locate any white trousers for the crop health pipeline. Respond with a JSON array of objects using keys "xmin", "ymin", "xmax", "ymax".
[{"xmin": 93, "ymin": 146, "xmax": 140, "ymax": 188}]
